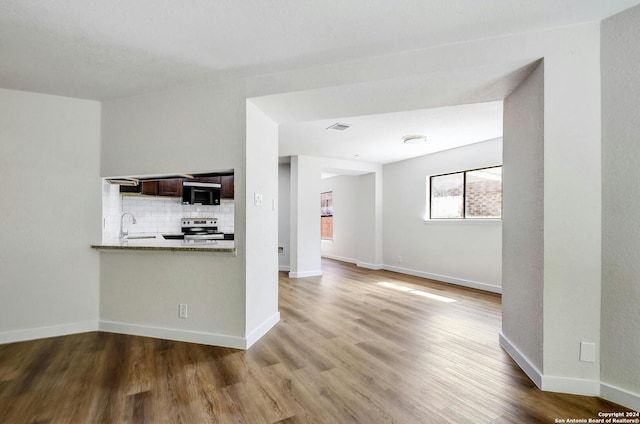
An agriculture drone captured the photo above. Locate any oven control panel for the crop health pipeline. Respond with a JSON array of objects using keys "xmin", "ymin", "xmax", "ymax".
[{"xmin": 181, "ymin": 218, "xmax": 217, "ymax": 227}]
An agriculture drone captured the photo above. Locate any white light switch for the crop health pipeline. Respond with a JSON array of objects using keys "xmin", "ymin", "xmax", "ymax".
[{"xmin": 580, "ymin": 341, "xmax": 596, "ymax": 362}]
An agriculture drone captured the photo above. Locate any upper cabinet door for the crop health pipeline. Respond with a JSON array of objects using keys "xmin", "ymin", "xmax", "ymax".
[
  {"xmin": 221, "ymin": 175, "xmax": 234, "ymax": 199},
  {"xmin": 158, "ymin": 179, "xmax": 183, "ymax": 197},
  {"xmin": 141, "ymin": 181, "xmax": 159, "ymax": 195}
]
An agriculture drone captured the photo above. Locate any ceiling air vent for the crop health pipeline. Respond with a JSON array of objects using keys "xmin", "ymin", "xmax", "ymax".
[{"xmin": 326, "ymin": 122, "xmax": 351, "ymax": 131}]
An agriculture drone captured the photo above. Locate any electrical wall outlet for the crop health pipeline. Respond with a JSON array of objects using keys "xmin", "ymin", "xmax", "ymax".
[
  {"xmin": 179, "ymin": 303, "xmax": 188, "ymax": 319},
  {"xmin": 254, "ymin": 192, "xmax": 263, "ymax": 206}
]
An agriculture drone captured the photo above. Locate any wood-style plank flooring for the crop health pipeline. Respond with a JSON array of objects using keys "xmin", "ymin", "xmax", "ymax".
[{"xmin": 0, "ymin": 259, "xmax": 630, "ymax": 423}]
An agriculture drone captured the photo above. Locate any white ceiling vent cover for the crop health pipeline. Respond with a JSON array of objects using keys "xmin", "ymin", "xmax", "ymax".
[{"xmin": 326, "ymin": 122, "xmax": 351, "ymax": 131}]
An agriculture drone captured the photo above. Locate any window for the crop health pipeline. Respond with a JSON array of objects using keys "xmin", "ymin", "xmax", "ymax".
[
  {"xmin": 321, "ymin": 191, "xmax": 333, "ymax": 239},
  {"xmin": 429, "ymin": 166, "xmax": 502, "ymax": 219}
]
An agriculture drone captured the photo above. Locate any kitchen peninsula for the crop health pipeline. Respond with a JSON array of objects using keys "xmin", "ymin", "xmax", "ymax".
[
  {"xmin": 93, "ymin": 237, "xmax": 236, "ymax": 253},
  {"xmin": 92, "ymin": 170, "xmax": 247, "ymax": 348},
  {"xmin": 94, "ymin": 171, "xmax": 236, "ymax": 253}
]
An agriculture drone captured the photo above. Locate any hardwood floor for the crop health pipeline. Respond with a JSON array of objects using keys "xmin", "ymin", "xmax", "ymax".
[{"xmin": 0, "ymin": 259, "xmax": 631, "ymax": 423}]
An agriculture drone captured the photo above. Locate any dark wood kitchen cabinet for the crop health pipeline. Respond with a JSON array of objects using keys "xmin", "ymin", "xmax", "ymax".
[
  {"xmin": 159, "ymin": 179, "xmax": 183, "ymax": 197},
  {"xmin": 141, "ymin": 181, "xmax": 158, "ymax": 195},
  {"xmin": 141, "ymin": 179, "xmax": 182, "ymax": 197},
  {"xmin": 220, "ymin": 175, "xmax": 234, "ymax": 199}
]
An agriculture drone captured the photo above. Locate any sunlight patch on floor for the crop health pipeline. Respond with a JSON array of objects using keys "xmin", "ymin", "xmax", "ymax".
[{"xmin": 376, "ymin": 281, "xmax": 457, "ymax": 303}]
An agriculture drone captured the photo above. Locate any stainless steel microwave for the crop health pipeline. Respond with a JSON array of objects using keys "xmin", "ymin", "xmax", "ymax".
[{"xmin": 182, "ymin": 181, "xmax": 221, "ymax": 205}]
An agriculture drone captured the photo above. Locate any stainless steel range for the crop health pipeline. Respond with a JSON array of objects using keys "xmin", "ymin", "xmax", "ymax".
[{"xmin": 181, "ymin": 218, "xmax": 224, "ymax": 243}]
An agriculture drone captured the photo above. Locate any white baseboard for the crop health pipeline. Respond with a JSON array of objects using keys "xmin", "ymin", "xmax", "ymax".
[
  {"xmin": 245, "ymin": 312, "xmax": 280, "ymax": 349},
  {"xmin": 542, "ymin": 375, "xmax": 600, "ymax": 396},
  {"xmin": 499, "ymin": 332, "xmax": 543, "ymax": 388},
  {"xmin": 101, "ymin": 314, "xmax": 280, "ymax": 350},
  {"xmin": 320, "ymin": 259, "xmax": 500, "ymax": 293},
  {"xmin": 2, "ymin": 315, "xmax": 281, "ymax": 351},
  {"xmin": 0, "ymin": 320, "xmax": 98, "ymax": 345},
  {"xmin": 323, "ymin": 259, "xmax": 495, "ymax": 292},
  {"xmin": 320, "ymin": 255, "xmax": 383, "ymax": 270},
  {"xmin": 278, "ymin": 265, "xmax": 291, "ymax": 272},
  {"xmin": 601, "ymin": 382, "xmax": 640, "ymax": 411},
  {"xmin": 357, "ymin": 261, "xmax": 384, "ymax": 270},
  {"xmin": 500, "ymin": 332, "xmax": 601, "ymax": 397},
  {"xmin": 384, "ymin": 264, "xmax": 502, "ymax": 294},
  {"xmin": 321, "ymin": 254, "xmax": 357, "ymax": 264},
  {"xmin": 288, "ymin": 270, "xmax": 323, "ymax": 278},
  {"xmin": 99, "ymin": 320, "xmax": 246, "ymax": 349}
]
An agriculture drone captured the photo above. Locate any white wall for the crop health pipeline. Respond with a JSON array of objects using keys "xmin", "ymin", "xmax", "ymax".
[
  {"xmin": 357, "ymin": 172, "xmax": 384, "ymax": 269},
  {"xmin": 321, "ymin": 175, "xmax": 362, "ymax": 263},
  {"xmin": 278, "ymin": 163, "xmax": 291, "ymax": 271},
  {"xmin": 0, "ymin": 88, "xmax": 101, "ymax": 343},
  {"xmin": 286, "ymin": 158, "xmax": 382, "ymax": 271},
  {"xmin": 318, "ymin": 158, "xmax": 384, "ymax": 269},
  {"xmin": 501, "ymin": 63, "xmax": 544, "ymax": 376},
  {"xmin": 99, "ymin": 252, "xmax": 245, "ymax": 346},
  {"xmin": 601, "ymin": 4, "xmax": 640, "ymax": 409},
  {"xmin": 100, "ymin": 80, "xmax": 249, "ymax": 348},
  {"xmin": 383, "ymin": 139, "xmax": 503, "ymax": 292},
  {"xmin": 100, "ymin": 89, "xmax": 278, "ymax": 349},
  {"xmin": 245, "ymin": 101, "xmax": 280, "ymax": 344},
  {"xmin": 289, "ymin": 155, "xmax": 323, "ymax": 277},
  {"xmin": 539, "ymin": 24, "xmax": 602, "ymax": 392},
  {"xmin": 492, "ymin": 23, "xmax": 602, "ymax": 397},
  {"xmin": 101, "ymin": 81, "xmax": 245, "ymax": 178}
]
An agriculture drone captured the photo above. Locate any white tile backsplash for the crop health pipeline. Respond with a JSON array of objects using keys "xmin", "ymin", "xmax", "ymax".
[
  {"xmin": 102, "ymin": 181, "xmax": 122, "ymax": 241},
  {"xmin": 105, "ymin": 194, "xmax": 234, "ymax": 238}
]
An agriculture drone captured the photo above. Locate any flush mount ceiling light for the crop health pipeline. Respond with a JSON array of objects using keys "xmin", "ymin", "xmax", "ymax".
[
  {"xmin": 326, "ymin": 122, "xmax": 351, "ymax": 131},
  {"xmin": 402, "ymin": 134, "xmax": 427, "ymax": 144}
]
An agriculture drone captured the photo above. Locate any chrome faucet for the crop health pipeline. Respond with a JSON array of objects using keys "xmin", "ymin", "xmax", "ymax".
[{"xmin": 119, "ymin": 212, "xmax": 137, "ymax": 239}]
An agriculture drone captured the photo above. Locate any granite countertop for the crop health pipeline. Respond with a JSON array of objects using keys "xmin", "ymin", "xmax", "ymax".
[{"xmin": 92, "ymin": 233, "xmax": 236, "ymax": 253}]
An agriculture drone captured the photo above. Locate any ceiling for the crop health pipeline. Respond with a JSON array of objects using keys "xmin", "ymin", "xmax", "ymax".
[
  {"xmin": 253, "ymin": 60, "xmax": 539, "ymax": 165},
  {"xmin": 2, "ymin": 1, "xmax": 638, "ymax": 168},
  {"xmin": 278, "ymin": 101, "xmax": 504, "ymax": 165},
  {"xmin": 1, "ymin": 0, "xmax": 638, "ymax": 100}
]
